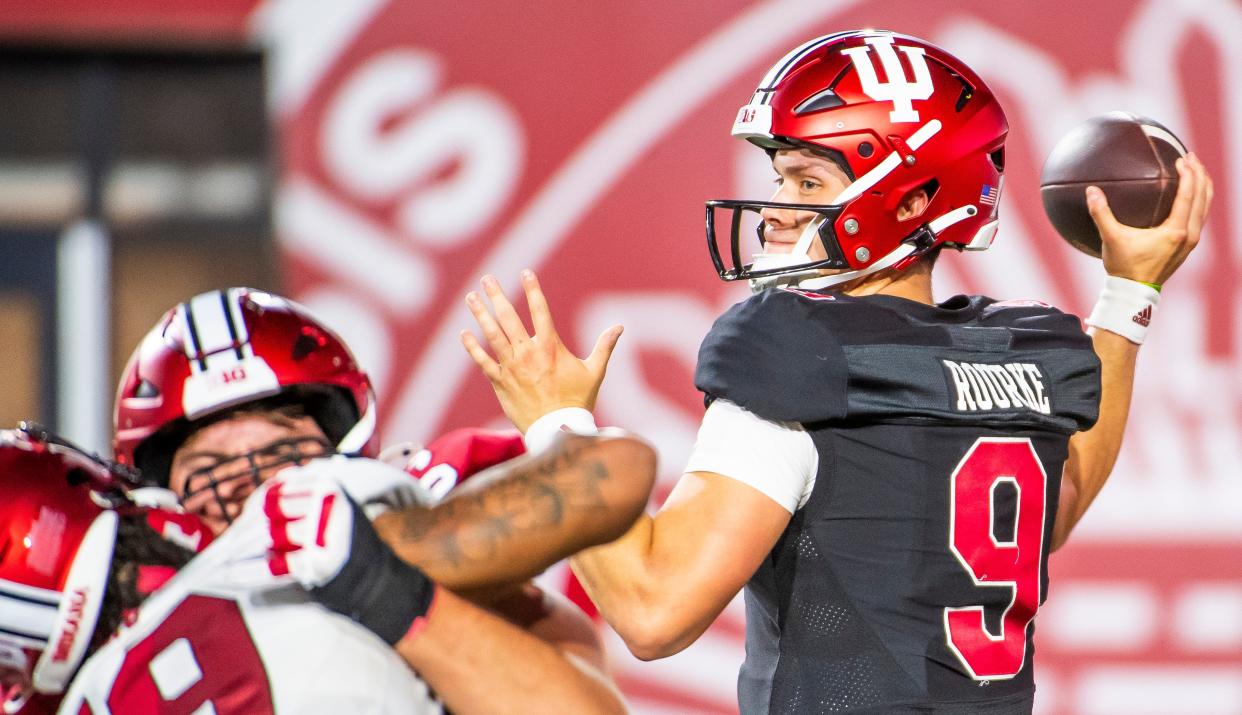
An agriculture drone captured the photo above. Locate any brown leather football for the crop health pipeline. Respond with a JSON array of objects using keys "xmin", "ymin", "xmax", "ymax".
[{"xmin": 1039, "ymin": 112, "xmax": 1186, "ymax": 257}]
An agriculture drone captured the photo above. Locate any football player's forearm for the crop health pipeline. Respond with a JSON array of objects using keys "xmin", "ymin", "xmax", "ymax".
[
  {"xmin": 1053, "ymin": 328, "xmax": 1139, "ymax": 550},
  {"xmin": 374, "ymin": 434, "xmax": 656, "ymax": 590},
  {"xmin": 575, "ymin": 470, "xmax": 792, "ymax": 660},
  {"xmin": 398, "ymin": 588, "xmax": 627, "ymax": 715},
  {"xmin": 570, "ymin": 516, "xmax": 717, "ymax": 661},
  {"xmin": 570, "ymin": 515, "xmax": 675, "ymax": 657}
]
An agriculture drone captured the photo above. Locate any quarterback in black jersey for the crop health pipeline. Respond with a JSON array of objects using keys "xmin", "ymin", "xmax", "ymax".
[{"xmin": 460, "ymin": 30, "xmax": 1213, "ymax": 714}]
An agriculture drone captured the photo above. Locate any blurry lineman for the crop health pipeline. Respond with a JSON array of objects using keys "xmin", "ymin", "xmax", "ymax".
[{"xmin": 59, "ymin": 288, "xmax": 652, "ymax": 713}]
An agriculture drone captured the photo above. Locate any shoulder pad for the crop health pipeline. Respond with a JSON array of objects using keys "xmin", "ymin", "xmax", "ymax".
[
  {"xmin": 406, "ymin": 428, "xmax": 526, "ymax": 502},
  {"xmin": 694, "ymin": 289, "xmax": 849, "ymax": 422},
  {"xmin": 979, "ymin": 299, "xmax": 1093, "ymax": 352}
]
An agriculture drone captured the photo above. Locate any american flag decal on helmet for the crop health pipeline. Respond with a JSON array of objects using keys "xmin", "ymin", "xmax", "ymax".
[{"xmin": 979, "ymin": 183, "xmax": 999, "ymax": 206}]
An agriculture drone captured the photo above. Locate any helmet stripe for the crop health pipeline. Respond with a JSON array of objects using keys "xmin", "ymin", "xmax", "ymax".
[
  {"xmin": 225, "ymin": 287, "xmax": 255, "ymax": 358},
  {"xmin": 0, "ymin": 594, "xmax": 58, "ymax": 643},
  {"xmin": 187, "ymin": 291, "xmax": 243, "ymax": 372},
  {"xmin": 755, "ymin": 31, "xmax": 855, "ymax": 102},
  {"xmin": 0, "ymin": 625, "xmax": 48, "ymax": 650},
  {"xmin": 176, "ymin": 303, "xmax": 207, "ymax": 373},
  {"xmin": 0, "ymin": 579, "xmax": 60, "ymax": 607},
  {"xmin": 217, "ymin": 290, "xmax": 245, "ymax": 361},
  {"xmin": 188, "ymin": 292, "xmax": 237, "ymax": 359}
]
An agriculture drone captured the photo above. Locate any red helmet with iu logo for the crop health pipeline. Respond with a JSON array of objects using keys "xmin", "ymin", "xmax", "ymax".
[
  {"xmin": 113, "ymin": 288, "xmax": 378, "ymax": 487},
  {"xmin": 707, "ymin": 30, "xmax": 1008, "ymax": 290},
  {"xmin": 0, "ymin": 429, "xmax": 117, "ymax": 707}
]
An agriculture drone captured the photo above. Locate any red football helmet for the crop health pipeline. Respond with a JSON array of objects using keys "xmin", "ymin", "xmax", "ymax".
[
  {"xmin": 0, "ymin": 429, "xmax": 118, "ymax": 705},
  {"xmin": 707, "ymin": 30, "xmax": 1008, "ymax": 289},
  {"xmin": 113, "ymin": 288, "xmax": 378, "ymax": 487}
]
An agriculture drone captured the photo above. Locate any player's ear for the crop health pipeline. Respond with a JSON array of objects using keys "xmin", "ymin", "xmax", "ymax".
[{"xmin": 896, "ymin": 188, "xmax": 931, "ymax": 221}]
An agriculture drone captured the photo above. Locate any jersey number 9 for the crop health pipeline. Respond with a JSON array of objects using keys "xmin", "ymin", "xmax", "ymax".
[{"xmin": 945, "ymin": 438, "xmax": 1048, "ymax": 681}]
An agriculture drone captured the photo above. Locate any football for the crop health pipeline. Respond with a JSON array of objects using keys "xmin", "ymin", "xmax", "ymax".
[{"xmin": 1039, "ymin": 112, "xmax": 1186, "ymax": 257}]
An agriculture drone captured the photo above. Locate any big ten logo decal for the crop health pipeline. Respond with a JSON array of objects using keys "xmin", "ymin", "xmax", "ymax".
[
  {"xmin": 840, "ymin": 35, "xmax": 934, "ymax": 123},
  {"xmin": 321, "ymin": 48, "xmax": 525, "ymax": 248}
]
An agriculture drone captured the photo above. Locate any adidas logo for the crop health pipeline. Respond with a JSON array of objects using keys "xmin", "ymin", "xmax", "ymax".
[{"xmin": 1132, "ymin": 305, "xmax": 1152, "ymax": 327}]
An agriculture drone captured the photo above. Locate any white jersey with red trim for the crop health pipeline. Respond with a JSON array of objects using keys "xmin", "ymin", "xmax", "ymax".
[{"xmin": 57, "ymin": 459, "xmax": 442, "ymax": 715}]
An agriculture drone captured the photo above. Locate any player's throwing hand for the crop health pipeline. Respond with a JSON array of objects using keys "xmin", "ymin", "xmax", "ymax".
[
  {"xmin": 1087, "ymin": 152, "xmax": 1213, "ymax": 286},
  {"xmin": 263, "ymin": 469, "xmax": 437, "ymax": 645},
  {"xmin": 460, "ymin": 269, "xmax": 623, "ymax": 432}
]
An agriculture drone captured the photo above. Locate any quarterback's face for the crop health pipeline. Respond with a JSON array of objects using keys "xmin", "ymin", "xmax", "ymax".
[
  {"xmin": 169, "ymin": 411, "xmax": 332, "ymax": 534},
  {"xmin": 760, "ymin": 148, "xmax": 853, "ymax": 257}
]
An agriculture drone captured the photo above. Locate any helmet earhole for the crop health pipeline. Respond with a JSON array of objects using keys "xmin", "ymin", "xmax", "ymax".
[{"xmin": 858, "ymin": 142, "xmax": 874, "ymax": 158}]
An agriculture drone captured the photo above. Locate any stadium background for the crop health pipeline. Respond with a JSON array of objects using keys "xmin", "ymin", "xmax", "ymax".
[{"xmin": 1, "ymin": 1, "xmax": 1239, "ymax": 712}]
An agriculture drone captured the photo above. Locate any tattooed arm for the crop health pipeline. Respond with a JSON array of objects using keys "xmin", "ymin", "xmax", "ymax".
[{"xmin": 372, "ymin": 431, "xmax": 656, "ymax": 591}]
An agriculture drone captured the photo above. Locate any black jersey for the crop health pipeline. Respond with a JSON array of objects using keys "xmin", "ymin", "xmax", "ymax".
[{"xmin": 695, "ymin": 288, "xmax": 1101, "ymax": 714}]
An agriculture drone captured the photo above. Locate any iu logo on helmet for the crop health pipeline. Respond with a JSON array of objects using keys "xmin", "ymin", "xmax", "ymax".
[{"xmin": 841, "ymin": 36, "xmax": 934, "ymax": 123}]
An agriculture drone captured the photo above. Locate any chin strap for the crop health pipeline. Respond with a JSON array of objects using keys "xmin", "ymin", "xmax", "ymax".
[
  {"xmin": 749, "ymin": 202, "xmax": 980, "ymax": 293},
  {"xmin": 749, "ymin": 215, "xmax": 830, "ymax": 292},
  {"xmin": 748, "ymin": 234, "xmax": 918, "ymax": 293},
  {"xmin": 794, "ymin": 243, "xmax": 919, "ymax": 291}
]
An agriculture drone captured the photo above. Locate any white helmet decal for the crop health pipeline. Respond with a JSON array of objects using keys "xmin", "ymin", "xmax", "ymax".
[{"xmin": 840, "ymin": 35, "xmax": 935, "ymax": 123}]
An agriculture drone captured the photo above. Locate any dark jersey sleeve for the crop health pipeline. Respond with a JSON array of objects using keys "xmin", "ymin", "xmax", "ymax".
[{"xmin": 694, "ymin": 289, "xmax": 850, "ymax": 422}]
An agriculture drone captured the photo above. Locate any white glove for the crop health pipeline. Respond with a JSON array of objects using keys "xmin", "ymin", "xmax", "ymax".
[
  {"xmin": 262, "ymin": 468, "xmax": 436, "ymax": 645},
  {"xmin": 293, "ymin": 455, "xmax": 432, "ymax": 519}
]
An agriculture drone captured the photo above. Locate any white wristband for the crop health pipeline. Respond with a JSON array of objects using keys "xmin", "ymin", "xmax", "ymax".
[
  {"xmin": 1085, "ymin": 275, "xmax": 1161, "ymax": 344},
  {"xmin": 523, "ymin": 407, "xmax": 599, "ymax": 454}
]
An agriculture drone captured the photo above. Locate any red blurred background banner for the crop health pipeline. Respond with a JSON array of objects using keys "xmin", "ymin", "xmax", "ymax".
[
  {"xmin": 0, "ymin": 0, "xmax": 260, "ymax": 46},
  {"xmin": 6, "ymin": 1, "xmax": 1242, "ymax": 713}
]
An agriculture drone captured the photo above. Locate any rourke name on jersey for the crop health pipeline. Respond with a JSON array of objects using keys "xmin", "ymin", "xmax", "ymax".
[{"xmin": 942, "ymin": 360, "xmax": 1051, "ymax": 415}]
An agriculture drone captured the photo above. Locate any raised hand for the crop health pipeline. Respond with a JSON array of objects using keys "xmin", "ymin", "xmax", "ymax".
[
  {"xmin": 460, "ymin": 269, "xmax": 623, "ymax": 433},
  {"xmin": 1087, "ymin": 152, "xmax": 1213, "ymax": 285}
]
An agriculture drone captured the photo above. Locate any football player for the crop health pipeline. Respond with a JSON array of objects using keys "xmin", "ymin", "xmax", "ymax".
[
  {"xmin": 0, "ymin": 426, "xmax": 206, "ymax": 715},
  {"xmin": 457, "ymin": 30, "xmax": 1212, "ymax": 713},
  {"xmin": 59, "ymin": 288, "xmax": 652, "ymax": 713}
]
